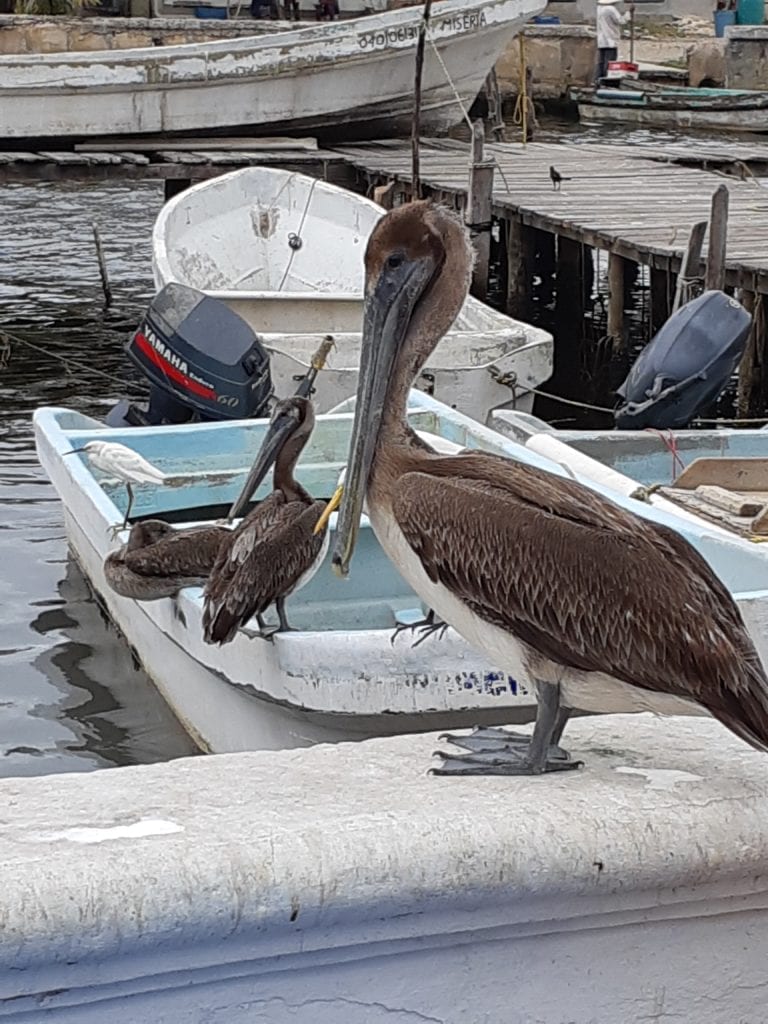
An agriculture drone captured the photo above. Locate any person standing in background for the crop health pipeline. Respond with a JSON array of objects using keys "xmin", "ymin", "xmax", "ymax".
[{"xmin": 595, "ymin": 0, "xmax": 635, "ymax": 85}]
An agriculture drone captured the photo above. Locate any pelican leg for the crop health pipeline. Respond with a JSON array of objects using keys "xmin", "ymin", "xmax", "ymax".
[
  {"xmin": 257, "ymin": 598, "xmax": 294, "ymax": 642},
  {"xmin": 122, "ymin": 482, "xmax": 135, "ymax": 529},
  {"xmin": 431, "ymin": 685, "xmax": 582, "ymax": 776}
]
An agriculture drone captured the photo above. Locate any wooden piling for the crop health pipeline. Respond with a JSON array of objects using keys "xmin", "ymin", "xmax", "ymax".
[
  {"xmin": 553, "ymin": 235, "xmax": 585, "ymax": 398},
  {"xmin": 91, "ymin": 222, "xmax": 112, "ymax": 309},
  {"xmin": 164, "ymin": 178, "xmax": 190, "ymax": 202},
  {"xmin": 505, "ymin": 216, "xmax": 536, "ymax": 321},
  {"xmin": 373, "ymin": 181, "xmax": 394, "ymax": 209},
  {"xmin": 737, "ymin": 288, "xmax": 763, "ymax": 418},
  {"xmin": 672, "ymin": 219, "xmax": 707, "ymax": 311},
  {"xmin": 705, "ymin": 184, "xmax": 729, "ymax": 293},
  {"xmin": 650, "ymin": 265, "xmax": 671, "ymax": 335},
  {"xmin": 607, "ymin": 251, "xmax": 626, "ymax": 353},
  {"xmin": 465, "ymin": 120, "xmax": 495, "ymax": 302}
]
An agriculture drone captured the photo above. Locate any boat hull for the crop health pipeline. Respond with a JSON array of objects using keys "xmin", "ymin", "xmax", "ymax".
[
  {"xmin": 0, "ymin": 0, "xmax": 543, "ymax": 140},
  {"xmin": 576, "ymin": 101, "xmax": 768, "ymax": 133}
]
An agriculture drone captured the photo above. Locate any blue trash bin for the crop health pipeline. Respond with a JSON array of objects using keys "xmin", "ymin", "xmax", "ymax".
[{"xmin": 713, "ymin": 8, "xmax": 736, "ymax": 35}]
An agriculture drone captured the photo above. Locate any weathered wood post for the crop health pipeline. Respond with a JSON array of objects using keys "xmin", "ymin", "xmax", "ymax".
[
  {"xmin": 737, "ymin": 287, "xmax": 760, "ymax": 418},
  {"xmin": 705, "ymin": 184, "xmax": 729, "ymax": 293},
  {"xmin": 553, "ymin": 235, "xmax": 585, "ymax": 398},
  {"xmin": 91, "ymin": 223, "xmax": 112, "ymax": 309},
  {"xmin": 505, "ymin": 217, "xmax": 535, "ymax": 320},
  {"xmin": 672, "ymin": 219, "xmax": 707, "ymax": 311},
  {"xmin": 650, "ymin": 263, "xmax": 671, "ymax": 334},
  {"xmin": 373, "ymin": 181, "xmax": 395, "ymax": 210},
  {"xmin": 465, "ymin": 120, "xmax": 495, "ymax": 303},
  {"xmin": 607, "ymin": 251, "xmax": 626, "ymax": 353}
]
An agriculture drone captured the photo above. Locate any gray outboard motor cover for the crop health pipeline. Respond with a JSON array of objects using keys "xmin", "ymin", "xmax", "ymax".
[{"xmin": 614, "ymin": 290, "xmax": 751, "ymax": 430}]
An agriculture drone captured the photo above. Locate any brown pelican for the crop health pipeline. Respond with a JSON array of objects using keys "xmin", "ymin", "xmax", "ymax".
[
  {"xmin": 203, "ymin": 395, "xmax": 330, "ymax": 644},
  {"xmin": 328, "ymin": 200, "xmax": 768, "ymax": 775},
  {"xmin": 105, "ymin": 519, "xmax": 229, "ymax": 603}
]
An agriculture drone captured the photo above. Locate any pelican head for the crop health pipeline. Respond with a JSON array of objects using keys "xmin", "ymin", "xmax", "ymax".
[
  {"xmin": 126, "ymin": 519, "xmax": 175, "ymax": 552},
  {"xmin": 330, "ymin": 202, "xmax": 473, "ymax": 577},
  {"xmin": 227, "ymin": 395, "xmax": 315, "ymax": 521}
]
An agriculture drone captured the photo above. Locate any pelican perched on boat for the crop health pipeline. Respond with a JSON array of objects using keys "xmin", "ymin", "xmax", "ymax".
[
  {"xmin": 203, "ymin": 395, "xmax": 330, "ymax": 644},
  {"xmin": 105, "ymin": 519, "xmax": 230, "ymax": 602},
  {"xmin": 327, "ymin": 200, "xmax": 768, "ymax": 776}
]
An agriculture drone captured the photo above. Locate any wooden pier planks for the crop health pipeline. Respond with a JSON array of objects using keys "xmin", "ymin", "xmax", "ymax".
[{"xmin": 336, "ymin": 138, "xmax": 768, "ymax": 292}]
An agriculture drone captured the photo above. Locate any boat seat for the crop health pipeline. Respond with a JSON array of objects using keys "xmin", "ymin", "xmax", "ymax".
[{"xmin": 658, "ymin": 456, "xmax": 768, "ymax": 539}]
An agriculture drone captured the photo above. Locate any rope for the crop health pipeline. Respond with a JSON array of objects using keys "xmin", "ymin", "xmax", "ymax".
[
  {"xmin": 522, "ymin": 384, "xmax": 768, "ymax": 426},
  {"xmin": 0, "ymin": 328, "xmax": 137, "ymax": 391},
  {"xmin": 277, "ymin": 175, "xmax": 318, "ymax": 292},
  {"xmin": 426, "ymin": 32, "xmax": 473, "ymax": 133}
]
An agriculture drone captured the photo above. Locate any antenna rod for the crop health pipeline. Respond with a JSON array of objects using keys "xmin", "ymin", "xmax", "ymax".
[{"xmin": 411, "ymin": 0, "xmax": 433, "ymax": 201}]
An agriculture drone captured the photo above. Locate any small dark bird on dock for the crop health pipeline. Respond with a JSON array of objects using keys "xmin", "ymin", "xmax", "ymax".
[
  {"xmin": 105, "ymin": 519, "xmax": 230, "ymax": 622},
  {"xmin": 203, "ymin": 396, "xmax": 333, "ymax": 645},
  {"xmin": 549, "ymin": 165, "xmax": 571, "ymax": 191}
]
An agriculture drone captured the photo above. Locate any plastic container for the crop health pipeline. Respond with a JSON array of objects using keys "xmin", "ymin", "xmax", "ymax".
[
  {"xmin": 736, "ymin": 0, "xmax": 764, "ymax": 24},
  {"xmin": 606, "ymin": 60, "xmax": 639, "ymax": 79},
  {"xmin": 195, "ymin": 5, "xmax": 228, "ymax": 17},
  {"xmin": 713, "ymin": 8, "xmax": 736, "ymax": 35}
]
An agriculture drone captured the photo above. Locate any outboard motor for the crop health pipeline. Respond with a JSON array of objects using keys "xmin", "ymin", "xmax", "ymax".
[
  {"xmin": 106, "ymin": 283, "xmax": 273, "ymax": 428},
  {"xmin": 614, "ymin": 290, "xmax": 751, "ymax": 430}
]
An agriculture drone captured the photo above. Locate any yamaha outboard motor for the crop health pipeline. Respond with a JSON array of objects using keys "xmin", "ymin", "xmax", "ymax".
[
  {"xmin": 106, "ymin": 283, "xmax": 273, "ymax": 428},
  {"xmin": 614, "ymin": 290, "xmax": 751, "ymax": 430}
]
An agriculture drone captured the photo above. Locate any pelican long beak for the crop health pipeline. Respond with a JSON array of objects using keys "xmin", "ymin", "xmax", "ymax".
[
  {"xmin": 227, "ymin": 410, "xmax": 296, "ymax": 522},
  {"xmin": 314, "ymin": 483, "xmax": 344, "ymax": 536},
  {"xmin": 330, "ymin": 252, "xmax": 436, "ymax": 577}
]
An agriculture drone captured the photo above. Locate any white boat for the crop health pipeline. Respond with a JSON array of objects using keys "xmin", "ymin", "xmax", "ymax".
[
  {"xmin": 0, "ymin": 0, "xmax": 543, "ymax": 140},
  {"xmin": 491, "ymin": 408, "xmax": 768, "ymax": 544},
  {"xmin": 152, "ymin": 165, "xmax": 553, "ymax": 420},
  {"xmin": 34, "ymin": 391, "xmax": 768, "ymax": 755}
]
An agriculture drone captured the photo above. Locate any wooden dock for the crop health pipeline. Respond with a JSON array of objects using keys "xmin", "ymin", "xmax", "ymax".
[{"xmin": 337, "ymin": 137, "xmax": 768, "ymax": 418}]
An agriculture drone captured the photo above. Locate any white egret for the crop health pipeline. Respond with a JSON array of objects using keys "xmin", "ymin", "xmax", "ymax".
[{"xmin": 64, "ymin": 440, "xmax": 168, "ymax": 532}]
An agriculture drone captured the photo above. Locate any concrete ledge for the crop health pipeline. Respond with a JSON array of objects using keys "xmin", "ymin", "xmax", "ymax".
[
  {"xmin": 726, "ymin": 24, "xmax": 768, "ymax": 89},
  {"xmin": 2, "ymin": 715, "xmax": 768, "ymax": 1021}
]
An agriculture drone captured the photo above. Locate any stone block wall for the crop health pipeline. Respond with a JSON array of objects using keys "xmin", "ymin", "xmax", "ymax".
[
  {"xmin": 725, "ymin": 25, "xmax": 768, "ymax": 88},
  {"xmin": 0, "ymin": 14, "xmax": 277, "ymax": 54},
  {"xmin": 495, "ymin": 24, "xmax": 596, "ymax": 100}
]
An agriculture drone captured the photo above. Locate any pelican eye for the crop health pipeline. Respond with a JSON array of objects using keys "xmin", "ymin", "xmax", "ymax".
[{"xmin": 387, "ymin": 253, "xmax": 404, "ymax": 270}]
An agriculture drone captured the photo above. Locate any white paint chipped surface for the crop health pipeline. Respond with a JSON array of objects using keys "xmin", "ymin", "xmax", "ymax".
[
  {"xmin": 0, "ymin": 0, "xmax": 543, "ymax": 137},
  {"xmin": 1, "ymin": 715, "xmax": 768, "ymax": 1022},
  {"xmin": 29, "ymin": 818, "xmax": 183, "ymax": 844}
]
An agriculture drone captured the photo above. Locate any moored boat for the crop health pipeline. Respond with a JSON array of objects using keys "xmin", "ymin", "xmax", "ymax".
[
  {"xmin": 571, "ymin": 84, "xmax": 768, "ymax": 132},
  {"xmin": 34, "ymin": 391, "xmax": 768, "ymax": 754},
  {"xmin": 152, "ymin": 166, "xmax": 553, "ymax": 421},
  {"xmin": 0, "ymin": 0, "xmax": 544, "ymax": 140}
]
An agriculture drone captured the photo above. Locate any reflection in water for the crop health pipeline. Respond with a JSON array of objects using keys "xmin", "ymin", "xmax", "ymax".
[{"xmin": 0, "ymin": 180, "xmax": 198, "ymax": 776}]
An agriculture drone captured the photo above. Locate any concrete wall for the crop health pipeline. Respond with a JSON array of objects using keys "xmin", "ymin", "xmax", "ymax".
[
  {"xmin": 0, "ymin": 14, "xmax": 276, "ymax": 53},
  {"xmin": 496, "ymin": 24, "xmax": 595, "ymax": 99},
  {"xmin": 725, "ymin": 25, "xmax": 768, "ymax": 88},
  {"xmin": 547, "ymin": 0, "xmax": 716, "ymax": 22}
]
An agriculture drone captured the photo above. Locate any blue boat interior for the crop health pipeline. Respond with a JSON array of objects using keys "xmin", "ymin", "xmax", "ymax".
[{"xmin": 35, "ymin": 394, "xmax": 768, "ymax": 631}]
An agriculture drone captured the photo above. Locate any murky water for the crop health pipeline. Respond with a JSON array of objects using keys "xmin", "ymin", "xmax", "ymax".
[{"xmin": 0, "ymin": 181, "xmax": 198, "ymax": 776}]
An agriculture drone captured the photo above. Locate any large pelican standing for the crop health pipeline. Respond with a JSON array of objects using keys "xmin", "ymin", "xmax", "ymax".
[
  {"xmin": 327, "ymin": 201, "xmax": 768, "ymax": 775},
  {"xmin": 203, "ymin": 395, "xmax": 330, "ymax": 644}
]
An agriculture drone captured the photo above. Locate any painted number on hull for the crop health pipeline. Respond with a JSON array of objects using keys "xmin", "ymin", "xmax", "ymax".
[{"xmin": 358, "ymin": 10, "xmax": 486, "ymax": 49}]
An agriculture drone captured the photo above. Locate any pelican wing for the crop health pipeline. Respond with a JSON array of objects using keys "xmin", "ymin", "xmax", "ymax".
[
  {"xmin": 124, "ymin": 526, "xmax": 228, "ymax": 578},
  {"xmin": 392, "ymin": 456, "xmax": 768, "ymax": 748},
  {"xmin": 202, "ymin": 496, "xmax": 326, "ymax": 645}
]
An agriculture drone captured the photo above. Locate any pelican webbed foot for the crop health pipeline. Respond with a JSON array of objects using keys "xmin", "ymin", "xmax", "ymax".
[
  {"xmin": 430, "ymin": 688, "xmax": 581, "ymax": 777},
  {"xmin": 391, "ymin": 608, "xmax": 448, "ymax": 647}
]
